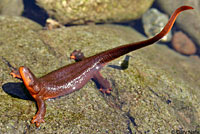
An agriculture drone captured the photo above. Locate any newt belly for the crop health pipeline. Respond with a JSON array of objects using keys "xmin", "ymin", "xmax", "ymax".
[{"xmin": 8, "ymin": 6, "xmax": 193, "ymax": 127}]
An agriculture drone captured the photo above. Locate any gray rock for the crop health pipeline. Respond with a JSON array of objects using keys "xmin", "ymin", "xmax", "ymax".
[
  {"xmin": 156, "ymin": 0, "xmax": 200, "ymax": 47},
  {"xmin": 36, "ymin": 0, "xmax": 154, "ymax": 24},
  {"xmin": 0, "ymin": 16, "xmax": 200, "ymax": 133},
  {"xmin": 0, "ymin": 0, "xmax": 24, "ymax": 16},
  {"xmin": 142, "ymin": 8, "xmax": 172, "ymax": 42}
]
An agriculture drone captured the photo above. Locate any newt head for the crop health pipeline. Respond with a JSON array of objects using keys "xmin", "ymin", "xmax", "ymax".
[{"xmin": 19, "ymin": 66, "xmax": 40, "ymax": 94}]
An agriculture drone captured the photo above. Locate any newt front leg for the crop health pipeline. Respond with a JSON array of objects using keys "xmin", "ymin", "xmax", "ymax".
[
  {"xmin": 31, "ymin": 96, "xmax": 46, "ymax": 127},
  {"xmin": 10, "ymin": 68, "xmax": 22, "ymax": 79},
  {"xmin": 10, "ymin": 66, "xmax": 45, "ymax": 127}
]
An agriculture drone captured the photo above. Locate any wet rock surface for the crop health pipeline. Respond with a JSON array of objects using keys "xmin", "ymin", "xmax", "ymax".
[
  {"xmin": 36, "ymin": 0, "xmax": 154, "ymax": 24},
  {"xmin": 0, "ymin": 16, "xmax": 200, "ymax": 133}
]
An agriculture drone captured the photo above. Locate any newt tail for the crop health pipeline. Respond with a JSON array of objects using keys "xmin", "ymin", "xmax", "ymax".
[{"xmin": 94, "ymin": 6, "xmax": 193, "ymax": 64}]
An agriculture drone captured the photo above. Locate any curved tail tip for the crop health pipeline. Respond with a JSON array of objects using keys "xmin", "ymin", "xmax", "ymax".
[{"xmin": 180, "ymin": 5, "xmax": 194, "ymax": 10}]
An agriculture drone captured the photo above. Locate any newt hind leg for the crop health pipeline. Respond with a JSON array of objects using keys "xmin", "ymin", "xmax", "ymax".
[
  {"xmin": 70, "ymin": 50, "xmax": 85, "ymax": 62},
  {"xmin": 93, "ymin": 72, "xmax": 112, "ymax": 94},
  {"xmin": 70, "ymin": 50, "xmax": 112, "ymax": 94}
]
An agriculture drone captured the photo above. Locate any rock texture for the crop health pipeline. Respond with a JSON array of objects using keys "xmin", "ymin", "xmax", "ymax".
[
  {"xmin": 156, "ymin": 0, "xmax": 200, "ymax": 47},
  {"xmin": 0, "ymin": 16, "xmax": 200, "ymax": 133},
  {"xmin": 36, "ymin": 0, "xmax": 154, "ymax": 24},
  {"xmin": 0, "ymin": 0, "xmax": 24, "ymax": 16}
]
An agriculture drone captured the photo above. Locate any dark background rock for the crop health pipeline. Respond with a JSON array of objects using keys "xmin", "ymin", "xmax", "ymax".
[
  {"xmin": 36, "ymin": 0, "xmax": 154, "ymax": 24},
  {"xmin": 22, "ymin": 0, "xmax": 49, "ymax": 26}
]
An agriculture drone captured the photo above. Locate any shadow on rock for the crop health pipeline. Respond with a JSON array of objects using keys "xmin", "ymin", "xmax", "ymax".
[{"xmin": 2, "ymin": 82, "xmax": 34, "ymax": 101}]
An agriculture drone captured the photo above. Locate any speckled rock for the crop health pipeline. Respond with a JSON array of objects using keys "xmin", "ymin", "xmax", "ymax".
[
  {"xmin": 172, "ymin": 31, "xmax": 196, "ymax": 55},
  {"xmin": 156, "ymin": 0, "xmax": 200, "ymax": 47},
  {"xmin": 36, "ymin": 0, "xmax": 154, "ymax": 24},
  {"xmin": 0, "ymin": 16, "xmax": 200, "ymax": 133},
  {"xmin": 0, "ymin": 0, "xmax": 23, "ymax": 16}
]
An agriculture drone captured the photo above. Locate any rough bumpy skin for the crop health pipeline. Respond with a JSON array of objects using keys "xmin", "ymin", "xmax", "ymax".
[{"xmin": 9, "ymin": 6, "xmax": 193, "ymax": 127}]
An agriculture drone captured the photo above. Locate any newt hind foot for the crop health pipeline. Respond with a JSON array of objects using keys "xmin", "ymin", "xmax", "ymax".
[{"xmin": 100, "ymin": 88, "xmax": 112, "ymax": 94}]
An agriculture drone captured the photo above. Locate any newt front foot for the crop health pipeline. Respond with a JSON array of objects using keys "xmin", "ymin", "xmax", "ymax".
[
  {"xmin": 31, "ymin": 115, "xmax": 45, "ymax": 127},
  {"xmin": 10, "ymin": 69, "xmax": 21, "ymax": 79}
]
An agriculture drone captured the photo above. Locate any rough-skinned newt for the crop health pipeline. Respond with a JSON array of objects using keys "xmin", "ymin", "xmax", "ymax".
[{"xmin": 9, "ymin": 6, "xmax": 193, "ymax": 127}]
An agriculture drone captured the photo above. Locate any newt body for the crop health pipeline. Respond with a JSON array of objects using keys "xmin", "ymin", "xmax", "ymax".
[{"xmin": 9, "ymin": 6, "xmax": 193, "ymax": 127}]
